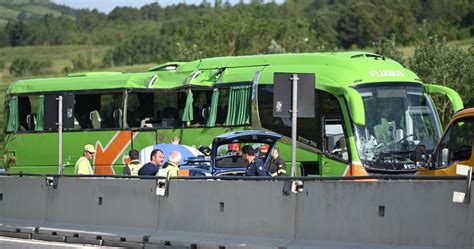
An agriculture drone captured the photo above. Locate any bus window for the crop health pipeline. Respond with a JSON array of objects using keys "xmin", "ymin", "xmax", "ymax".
[
  {"xmin": 216, "ymin": 88, "xmax": 229, "ymax": 125},
  {"xmin": 127, "ymin": 92, "xmax": 155, "ymax": 128},
  {"xmin": 74, "ymin": 92, "xmax": 123, "ymax": 130},
  {"xmin": 154, "ymin": 91, "xmax": 182, "ymax": 128},
  {"xmin": 323, "ymin": 118, "xmax": 348, "ymax": 160},
  {"xmin": 189, "ymin": 90, "xmax": 212, "ymax": 127},
  {"xmin": 127, "ymin": 91, "xmax": 191, "ymax": 129},
  {"xmin": 17, "ymin": 95, "xmax": 42, "ymax": 132},
  {"xmin": 354, "ymin": 84, "xmax": 441, "ymax": 170},
  {"xmin": 258, "ymin": 85, "xmax": 344, "ymax": 151}
]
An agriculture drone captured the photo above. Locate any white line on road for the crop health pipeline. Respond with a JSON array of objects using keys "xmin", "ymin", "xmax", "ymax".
[{"xmin": 0, "ymin": 236, "xmax": 99, "ymax": 248}]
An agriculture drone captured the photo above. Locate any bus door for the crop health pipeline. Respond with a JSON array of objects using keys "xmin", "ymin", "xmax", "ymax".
[{"xmin": 321, "ymin": 117, "xmax": 349, "ymax": 176}]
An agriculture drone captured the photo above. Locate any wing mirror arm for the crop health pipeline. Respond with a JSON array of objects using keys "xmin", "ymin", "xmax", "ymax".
[
  {"xmin": 424, "ymin": 84, "xmax": 464, "ymax": 112},
  {"xmin": 318, "ymin": 83, "xmax": 365, "ymax": 126}
]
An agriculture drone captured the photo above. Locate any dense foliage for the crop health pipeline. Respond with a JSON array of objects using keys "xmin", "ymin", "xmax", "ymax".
[
  {"xmin": 0, "ymin": 0, "xmax": 473, "ymax": 123},
  {"xmin": 0, "ymin": 0, "xmax": 471, "ymax": 65}
]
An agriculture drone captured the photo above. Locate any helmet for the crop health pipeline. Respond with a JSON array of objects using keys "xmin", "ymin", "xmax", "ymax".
[{"xmin": 198, "ymin": 145, "xmax": 211, "ymax": 156}]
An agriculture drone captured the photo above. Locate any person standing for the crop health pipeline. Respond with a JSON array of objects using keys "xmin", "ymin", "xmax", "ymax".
[
  {"xmin": 74, "ymin": 144, "xmax": 95, "ymax": 175},
  {"xmin": 242, "ymin": 145, "xmax": 269, "ymax": 176},
  {"xmin": 268, "ymin": 147, "xmax": 287, "ymax": 176},
  {"xmin": 123, "ymin": 150, "xmax": 142, "ymax": 176},
  {"xmin": 138, "ymin": 149, "xmax": 164, "ymax": 176},
  {"xmin": 157, "ymin": 151, "xmax": 182, "ymax": 177}
]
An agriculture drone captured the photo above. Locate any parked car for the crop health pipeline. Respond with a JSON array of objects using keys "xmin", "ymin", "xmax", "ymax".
[
  {"xmin": 140, "ymin": 130, "xmax": 282, "ymax": 176},
  {"xmin": 415, "ymin": 108, "xmax": 474, "ymax": 176}
]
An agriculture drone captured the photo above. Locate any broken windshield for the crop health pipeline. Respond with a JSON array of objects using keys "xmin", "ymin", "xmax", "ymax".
[{"xmin": 353, "ymin": 83, "xmax": 442, "ymax": 171}]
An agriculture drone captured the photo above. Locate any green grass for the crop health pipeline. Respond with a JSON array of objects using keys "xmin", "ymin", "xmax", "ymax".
[
  {"xmin": 22, "ymin": 5, "xmax": 62, "ymax": 16},
  {"xmin": 0, "ymin": 5, "xmax": 20, "ymax": 19},
  {"xmin": 0, "ymin": 45, "xmax": 112, "ymax": 74},
  {"xmin": 0, "ymin": 1, "xmax": 75, "ymax": 22},
  {"xmin": 398, "ymin": 38, "xmax": 473, "ymax": 59}
]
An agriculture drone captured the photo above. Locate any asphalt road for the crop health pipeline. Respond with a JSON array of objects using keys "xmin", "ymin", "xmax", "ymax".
[{"xmin": 0, "ymin": 236, "xmax": 119, "ymax": 248}]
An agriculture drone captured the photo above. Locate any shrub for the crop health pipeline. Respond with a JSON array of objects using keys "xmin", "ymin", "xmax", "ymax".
[{"xmin": 9, "ymin": 57, "xmax": 53, "ymax": 76}]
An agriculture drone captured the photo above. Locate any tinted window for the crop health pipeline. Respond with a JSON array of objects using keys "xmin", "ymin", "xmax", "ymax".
[
  {"xmin": 258, "ymin": 85, "xmax": 344, "ymax": 152},
  {"xmin": 448, "ymin": 118, "xmax": 474, "ymax": 163}
]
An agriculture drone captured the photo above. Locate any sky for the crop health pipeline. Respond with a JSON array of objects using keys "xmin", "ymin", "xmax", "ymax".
[{"xmin": 52, "ymin": 0, "xmax": 222, "ymax": 13}]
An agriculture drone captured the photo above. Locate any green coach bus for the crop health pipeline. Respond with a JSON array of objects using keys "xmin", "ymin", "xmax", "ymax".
[{"xmin": 3, "ymin": 52, "xmax": 464, "ymax": 176}]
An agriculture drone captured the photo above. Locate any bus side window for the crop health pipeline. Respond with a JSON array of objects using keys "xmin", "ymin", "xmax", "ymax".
[
  {"xmin": 74, "ymin": 92, "xmax": 123, "ymax": 130},
  {"xmin": 154, "ymin": 91, "xmax": 182, "ymax": 128},
  {"xmin": 18, "ymin": 96, "xmax": 31, "ymax": 131},
  {"xmin": 257, "ymin": 85, "xmax": 323, "ymax": 150},
  {"xmin": 18, "ymin": 95, "xmax": 43, "ymax": 132},
  {"xmin": 323, "ymin": 118, "xmax": 348, "ymax": 160},
  {"xmin": 216, "ymin": 88, "xmax": 229, "ymax": 125},
  {"xmin": 189, "ymin": 90, "xmax": 212, "ymax": 127},
  {"xmin": 100, "ymin": 93, "xmax": 123, "ymax": 129}
]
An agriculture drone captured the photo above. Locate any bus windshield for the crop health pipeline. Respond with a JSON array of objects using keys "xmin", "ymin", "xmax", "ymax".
[{"xmin": 353, "ymin": 83, "xmax": 442, "ymax": 172}]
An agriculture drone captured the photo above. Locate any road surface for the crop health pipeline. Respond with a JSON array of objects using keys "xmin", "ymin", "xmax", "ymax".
[{"xmin": 0, "ymin": 236, "xmax": 119, "ymax": 248}]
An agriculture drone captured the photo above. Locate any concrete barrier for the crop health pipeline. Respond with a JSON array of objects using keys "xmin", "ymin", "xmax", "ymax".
[
  {"xmin": 0, "ymin": 177, "xmax": 48, "ymax": 234},
  {"xmin": 0, "ymin": 176, "xmax": 472, "ymax": 248},
  {"xmin": 293, "ymin": 181, "xmax": 473, "ymax": 248},
  {"xmin": 39, "ymin": 178, "xmax": 159, "ymax": 243}
]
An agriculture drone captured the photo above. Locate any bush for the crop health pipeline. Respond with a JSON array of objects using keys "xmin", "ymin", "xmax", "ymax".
[
  {"xmin": 9, "ymin": 57, "xmax": 54, "ymax": 76},
  {"xmin": 0, "ymin": 60, "xmax": 6, "ymax": 71},
  {"xmin": 71, "ymin": 53, "xmax": 94, "ymax": 71},
  {"xmin": 373, "ymin": 34, "xmax": 406, "ymax": 66},
  {"xmin": 103, "ymin": 33, "xmax": 171, "ymax": 66},
  {"xmin": 408, "ymin": 27, "xmax": 474, "ymax": 125}
]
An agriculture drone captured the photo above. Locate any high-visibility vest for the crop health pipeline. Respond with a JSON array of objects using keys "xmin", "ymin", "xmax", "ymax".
[
  {"xmin": 128, "ymin": 160, "xmax": 143, "ymax": 176},
  {"xmin": 157, "ymin": 162, "xmax": 179, "ymax": 177},
  {"xmin": 74, "ymin": 156, "xmax": 93, "ymax": 175}
]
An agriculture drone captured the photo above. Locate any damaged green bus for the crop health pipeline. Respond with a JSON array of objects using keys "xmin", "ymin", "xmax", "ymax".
[{"xmin": 3, "ymin": 52, "xmax": 463, "ymax": 176}]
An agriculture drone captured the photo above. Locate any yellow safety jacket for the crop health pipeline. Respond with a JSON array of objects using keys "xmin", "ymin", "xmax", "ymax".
[
  {"xmin": 157, "ymin": 162, "xmax": 179, "ymax": 177},
  {"xmin": 128, "ymin": 160, "xmax": 143, "ymax": 176},
  {"xmin": 74, "ymin": 156, "xmax": 93, "ymax": 175}
]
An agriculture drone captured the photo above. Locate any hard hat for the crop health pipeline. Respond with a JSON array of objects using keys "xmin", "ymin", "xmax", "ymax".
[{"xmin": 84, "ymin": 144, "xmax": 96, "ymax": 153}]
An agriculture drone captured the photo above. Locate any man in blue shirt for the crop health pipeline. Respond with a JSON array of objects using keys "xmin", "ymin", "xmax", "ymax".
[
  {"xmin": 242, "ymin": 145, "xmax": 270, "ymax": 176},
  {"xmin": 138, "ymin": 149, "xmax": 164, "ymax": 176}
]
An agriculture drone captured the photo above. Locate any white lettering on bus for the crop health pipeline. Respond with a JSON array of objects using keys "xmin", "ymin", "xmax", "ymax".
[{"xmin": 369, "ymin": 70, "xmax": 405, "ymax": 77}]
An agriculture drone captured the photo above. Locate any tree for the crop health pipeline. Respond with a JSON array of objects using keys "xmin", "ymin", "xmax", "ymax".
[
  {"xmin": 336, "ymin": 2, "xmax": 384, "ymax": 48},
  {"xmin": 5, "ymin": 20, "xmax": 30, "ymax": 46},
  {"xmin": 409, "ymin": 28, "xmax": 474, "ymax": 125},
  {"xmin": 373, "ymin": 34, "xmax": 406, "ymax": 66}
]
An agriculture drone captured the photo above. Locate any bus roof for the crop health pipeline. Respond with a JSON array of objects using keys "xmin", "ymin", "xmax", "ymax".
[{"xmin": 7, "ymin": 52, "xmax": 422, "ymax": 94}]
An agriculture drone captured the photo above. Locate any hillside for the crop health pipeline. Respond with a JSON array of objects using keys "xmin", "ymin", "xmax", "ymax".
[{"xmin": 0, "ymin": 0, "xmax": 76, "ymax": 24}]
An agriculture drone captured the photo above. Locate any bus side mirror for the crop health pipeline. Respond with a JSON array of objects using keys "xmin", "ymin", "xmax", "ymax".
[
  {"xmin": 424, "ymin": 84, "xmax": 464, "ymax": 112},
  {"xmin": 441, "ymin": 148, "xmax": 449, "ymax": 168}
]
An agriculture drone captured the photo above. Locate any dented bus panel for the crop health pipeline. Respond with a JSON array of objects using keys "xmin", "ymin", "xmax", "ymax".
[{"xmin": 3, "ymin": 52, "xmax": 463, "ymax": 175}]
